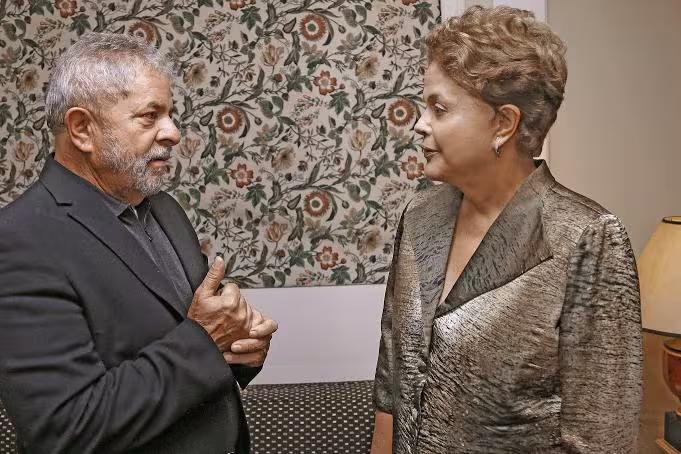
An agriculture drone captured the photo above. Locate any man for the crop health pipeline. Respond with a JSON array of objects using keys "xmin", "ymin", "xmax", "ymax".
[{"xmin": 0, "ymin": 33, "xmax": 277, "ymax": 453}]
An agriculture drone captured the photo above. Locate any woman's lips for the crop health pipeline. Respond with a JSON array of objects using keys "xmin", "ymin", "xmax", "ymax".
[{"xmin": 422, "ymin": 147, "xmax": 439, "ymax": 161}]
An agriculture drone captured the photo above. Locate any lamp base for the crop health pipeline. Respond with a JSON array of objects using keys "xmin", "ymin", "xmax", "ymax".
[
  {"xmin": 665, "ymin": 412, "xmax": 681, "ymax": 449},
  {"xmin": 658, "ymin": 438, "xmax": 681, "ymax": 454}
]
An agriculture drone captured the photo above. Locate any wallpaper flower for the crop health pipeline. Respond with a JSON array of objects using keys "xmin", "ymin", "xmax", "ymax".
[{"xmin": 0, "ymin": 0, "xmax": 439, "ymax": 287}]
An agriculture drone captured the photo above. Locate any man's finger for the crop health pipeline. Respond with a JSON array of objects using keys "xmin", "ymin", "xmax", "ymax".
[
  {"xmin": 223, "ymin": 351, "xmax": 266, "ymax": 367},
  {"xmin": 220, "ymin": 282, "xmax": 241, "ymax": 302},
  {"xmin": 195, "ymin": 255, "xmax": 226, "ymax": 300},
  {"xmin": 250, "ymin": 309, "xmax": 264, "ymax": 326},
  {"xmin": 242, "ymin": 298, "xmax": 253, "ymax": 330},
  {"xmin": 231, "ymin": 336, "xmax": 271, "ymax": 354},
  {"xmin": 249, "ymin": 318, "xmax": 278, "ymax": 338}
]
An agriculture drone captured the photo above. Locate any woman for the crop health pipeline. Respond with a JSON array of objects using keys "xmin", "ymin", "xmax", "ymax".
[{"xmin": 371, "ymin": 6, "xmax": 641, "ymax": 454}]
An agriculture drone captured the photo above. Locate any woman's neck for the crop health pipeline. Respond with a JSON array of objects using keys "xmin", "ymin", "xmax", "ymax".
[{"xmin": 455, "ymin": 155, "xmax": 536, "ymax": 218}]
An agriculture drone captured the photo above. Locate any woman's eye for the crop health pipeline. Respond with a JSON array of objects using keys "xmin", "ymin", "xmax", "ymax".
[
  {"xmin": 143, "ymin": 112, "xmax": 158, "ymax": 120},
  {"xmin": 432, "ymin": 103, "xmax": 446, "ymax": 115}
]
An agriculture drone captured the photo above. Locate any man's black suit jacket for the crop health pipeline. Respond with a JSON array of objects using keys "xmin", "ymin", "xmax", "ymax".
[{"xmin": 0, "ymin": 157, "xmax": 258, "ymax": 453}]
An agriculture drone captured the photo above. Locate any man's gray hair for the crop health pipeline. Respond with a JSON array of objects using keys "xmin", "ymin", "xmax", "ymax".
[{"xmin": 45, "ymin": 32, "xmax": 172, "ymax": 132}]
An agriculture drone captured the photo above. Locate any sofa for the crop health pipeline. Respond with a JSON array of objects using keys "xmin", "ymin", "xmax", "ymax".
[
  {"xmin": 241, "ymin": 380, "xmax": 374, "ymax": 453},
  {"xmin": 0, "ymin": 380, "xmax": 375, "ymax": 454},
  {"xmin": 0, "ymin": 403, "xmax": 15, "ymax": 454}
]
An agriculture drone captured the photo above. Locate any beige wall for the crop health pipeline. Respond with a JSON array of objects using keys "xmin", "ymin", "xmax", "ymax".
[
  {"xmin": 548, "ymin": 0, "xmax": 681, "ymax": 255},
  {"xmin": 547, "ymin": 1, "xmax": 681, "ymax": 452}
]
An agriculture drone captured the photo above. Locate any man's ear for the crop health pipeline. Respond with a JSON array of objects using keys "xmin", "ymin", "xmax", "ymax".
[{"xmin": 63, "ymin": 107, "xmax": 99, "ymax": 154}]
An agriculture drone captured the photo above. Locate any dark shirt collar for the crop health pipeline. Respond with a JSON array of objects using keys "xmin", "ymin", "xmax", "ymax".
[
  {"xmin": 101, "ymin": 192, "xmax": 151, "ymax": 225},
  {"xmin": 97, "ymin": 188, "xmax": 132, "ymax": 218},
  {"xmin": 134, "ymin": 198, "xmax": 152, "ymax": 224},
  {"xmin": 84, "ymin": 179, "xmax": 151, "ymax": 224}
]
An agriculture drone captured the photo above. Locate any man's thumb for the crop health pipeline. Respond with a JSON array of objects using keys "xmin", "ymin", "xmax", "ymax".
[{"xmin": 196, "ymin": 254, "xmax": 226, "ymax": 299}]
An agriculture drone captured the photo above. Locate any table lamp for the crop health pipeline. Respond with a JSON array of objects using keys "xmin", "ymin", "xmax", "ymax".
[{"xmin": 639, "ymin": 216, "xmax": 681, "ymax": 451}]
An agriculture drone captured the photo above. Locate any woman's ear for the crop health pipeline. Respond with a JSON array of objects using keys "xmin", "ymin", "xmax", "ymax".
[
  {"xmin": 63, "ymin": 107, "xmax": 98, "ymax": 154},
  {"xmin": 494, "ymin": 104, "xmax": 521, "ymax": 148}
]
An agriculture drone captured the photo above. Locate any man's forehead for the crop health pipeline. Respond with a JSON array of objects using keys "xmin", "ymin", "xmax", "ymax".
[
  {"xmin": 140, "ymin": 100, "xmax": 171, "ymax": 110},
  {"xmin": 126, "ymin": 72, "xmax": 173, "ymax": 110},
  {"xmin": 122, "ymin": 95, "xmax": 173, "ymax": 113}
]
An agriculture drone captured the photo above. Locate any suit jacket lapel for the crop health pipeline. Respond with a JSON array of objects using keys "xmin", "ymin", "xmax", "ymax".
[
  {"xmin": 39, "ymin": 158, "xmax": 187, "ymax": 318},
  {"xmin": 150, "ymin": 193, "xmax": 207, "ymax": 294},
  {"xmin": 436, "ymin": 161, "xmax": 554, "ymax": 318}
]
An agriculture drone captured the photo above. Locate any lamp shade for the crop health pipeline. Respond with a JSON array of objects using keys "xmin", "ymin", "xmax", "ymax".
[{"xmin": 639, "ymin": 216, "xmax": 681, "ymax": 336}]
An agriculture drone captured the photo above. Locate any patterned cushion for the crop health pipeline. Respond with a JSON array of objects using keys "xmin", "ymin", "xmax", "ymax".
[
  {"xmin": 241, "ymin": 380, "xmax": 374, "ymax": 454},
  {"xmin": 0, "ymin": 381, "xmax": 375, "ymax": 454},
  {"xmin": 0, "ymin": 400, "xmax": 17, "ymax": 454}
]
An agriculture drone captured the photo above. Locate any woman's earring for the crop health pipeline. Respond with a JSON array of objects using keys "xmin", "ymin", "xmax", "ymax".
[{"xmin": 494, "ymin": 137, "xmax": 503, "ymax": 158}]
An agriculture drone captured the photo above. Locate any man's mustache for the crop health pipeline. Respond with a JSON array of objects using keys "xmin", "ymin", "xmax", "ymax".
[{"xmin": 145, "ymin": 147, "xmax": 172, "ymax": 162}]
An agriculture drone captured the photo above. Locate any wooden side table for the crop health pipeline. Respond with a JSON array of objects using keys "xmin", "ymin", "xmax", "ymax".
[{"xmin": 657, "ymin": 439, "xmax": 681, "ymax": 453}]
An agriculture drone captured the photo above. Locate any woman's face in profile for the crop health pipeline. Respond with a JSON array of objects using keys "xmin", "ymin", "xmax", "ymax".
[{"xmin": 415, "ymin": 62, "xmax": 498, "ymax": 184}]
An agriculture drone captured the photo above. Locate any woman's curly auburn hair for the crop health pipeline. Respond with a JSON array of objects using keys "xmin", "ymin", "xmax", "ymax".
[{"xmin": 425, "ymin": 6, "xmax": 568, "ymax": 157}]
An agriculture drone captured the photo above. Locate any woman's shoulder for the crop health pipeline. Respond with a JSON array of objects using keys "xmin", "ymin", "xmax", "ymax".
[
  {"xmin": 545, "ymin": 181, "xmax": 610, "ymax": 219},
  {"xmin": 542, "ymin": 180, "xmax": 629, "ymax": 248}
]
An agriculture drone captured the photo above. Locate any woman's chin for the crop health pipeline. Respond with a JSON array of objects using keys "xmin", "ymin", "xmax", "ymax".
[{"xmin": 423, "ymin": 161, "xmax": 445, "ymax": 182}]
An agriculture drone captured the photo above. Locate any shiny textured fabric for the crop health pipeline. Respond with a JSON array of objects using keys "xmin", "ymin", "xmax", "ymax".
[{"xmin": 374, "ymin": 162, "xmax": 642, "ymax": 453}]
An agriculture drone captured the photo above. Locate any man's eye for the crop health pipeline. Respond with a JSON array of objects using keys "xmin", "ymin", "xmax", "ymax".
[
  {"xmin": 143, "ymin": 112, "xmax": 158, "ymax": 120},
  {"xmin": 433, "ymin": 103, "xmax": 446, "ymax": 114}
]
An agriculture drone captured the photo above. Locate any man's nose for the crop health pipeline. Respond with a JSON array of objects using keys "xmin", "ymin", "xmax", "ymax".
[{"xmin": 157, "ymin": 116, "xmax": 180, "ymax": 147}]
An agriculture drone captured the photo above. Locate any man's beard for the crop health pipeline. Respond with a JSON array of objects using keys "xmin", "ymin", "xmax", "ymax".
[{"xmin": 100, "ymin": 131, "xmax": 172, "ymax": 199}]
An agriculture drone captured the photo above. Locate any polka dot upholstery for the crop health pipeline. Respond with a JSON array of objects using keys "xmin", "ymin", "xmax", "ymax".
[
  {"xmin": 0, "ymin": 400, "xmax": 18, "ymax": 454},
  {"xmin": 0, "ymin": 381, "xmax": 375, "ymax": 454},
  {"xmin": 241, "ymin": 380, "xmax": 375, "ymax": 454}
]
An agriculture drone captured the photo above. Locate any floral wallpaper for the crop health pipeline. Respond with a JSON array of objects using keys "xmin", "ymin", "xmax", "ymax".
[{"xmin": 0, "ymin": 0, "xmax": 439, "ymax": 287}]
